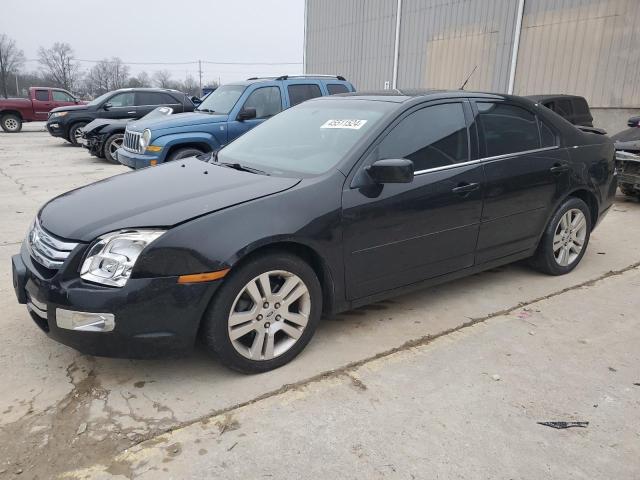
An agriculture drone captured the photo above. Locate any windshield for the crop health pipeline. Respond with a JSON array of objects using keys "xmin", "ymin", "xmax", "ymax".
[
  {"xmin": 196, "ymin": 85, "xmax": 246, "ymax": 114},
  {"xmin": 217, "ymin": 100, "xmax": 392, "ymax": 176},
  {"xmin": 87, "ymin": 92, "xmax": 112, "ymax": 107}
]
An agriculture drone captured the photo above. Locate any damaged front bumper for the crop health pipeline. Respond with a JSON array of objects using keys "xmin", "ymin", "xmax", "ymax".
[
  {"xmin": 81, "ymin": 132, "xmax": 106, "ymax": 157},
  {"xmin": 616, "ymin": 150, "xmax": 640, "ymax": 190}
]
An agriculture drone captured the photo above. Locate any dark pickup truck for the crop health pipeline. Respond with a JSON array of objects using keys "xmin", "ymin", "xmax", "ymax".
[{"xmin": 0, "ymin": 87, "xmax": 83, "ymax": 132}]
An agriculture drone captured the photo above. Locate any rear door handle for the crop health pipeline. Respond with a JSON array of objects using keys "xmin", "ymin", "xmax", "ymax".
[
  {"xmin": 127, "ymin": 111, "xmax": 136, "ymax": 115},
  {"xmin": 451, "ymin": 182, "xmax": 480, "ymax": 195},
  {"xmin": 550, "ymin": 163, "xmax": 570, "ymax": 174}
]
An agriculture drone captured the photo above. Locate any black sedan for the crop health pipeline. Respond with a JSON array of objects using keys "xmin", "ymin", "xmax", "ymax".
[{"xmin": 12, "ymin": 90, "xmax": 617, "ymax": 373}]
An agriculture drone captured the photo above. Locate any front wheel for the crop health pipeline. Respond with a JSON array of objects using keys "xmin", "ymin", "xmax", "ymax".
[
  {"xmin": 103, "ymin": 133, "xmax": 124, "ymax": 164},
  {"xmin": 201, "ymin": 252, "xmax": 322, "ymax": 373},
  {"xmin": 1, "ymin": 114, "xmax": 22, "ymax": 133},
  {"xmin": 529, "ymin": 197, "xmax": 591, "ymax": 275},
  {"xmin": 68, "ymin": 122, "xmax": 87, "ymax": 146}
]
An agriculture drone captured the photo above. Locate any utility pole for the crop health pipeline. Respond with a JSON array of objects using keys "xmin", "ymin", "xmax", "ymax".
[
  {"xmin": 15, "ymin": 73, "xmax": 19, "ymax": 96},
  {"xmin": 198, "ymin": 60, "xmax": 202, "ymax": 92}
]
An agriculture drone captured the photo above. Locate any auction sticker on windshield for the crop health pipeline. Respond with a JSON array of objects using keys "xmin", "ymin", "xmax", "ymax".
[{"xmin": 320, "ymin": 119, "xmax": 368, "ymax": 129}]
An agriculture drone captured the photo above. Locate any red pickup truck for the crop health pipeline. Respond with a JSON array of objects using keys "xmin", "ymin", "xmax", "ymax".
[{"xmin": 0, "ymin": 87, "xmax": 84, "ymax": 133}]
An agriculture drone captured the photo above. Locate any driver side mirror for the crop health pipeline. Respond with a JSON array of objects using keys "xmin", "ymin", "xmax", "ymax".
[
  {"xmin": 628, "ymin": 116, "xmax": 640, "ymax": 128},
  {"xmin": 237, "ymin": 107, "xmax": 257, "ymax": 121},
  {"xmin": 103, "ymin": 102, "xmax": 113, "ymax": 111},
  {"xmin": 366, "ymin": 159, "xmax": 414, "ymax": 184}
]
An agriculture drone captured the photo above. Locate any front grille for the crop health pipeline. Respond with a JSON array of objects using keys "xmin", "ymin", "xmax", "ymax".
[
  {"xmin": 123, "ymin": 129, "xmax": 143, "ymax": 153},
  {"xmin": 27, "ymin": 219, "xmax": 79, "ymax": 270}
]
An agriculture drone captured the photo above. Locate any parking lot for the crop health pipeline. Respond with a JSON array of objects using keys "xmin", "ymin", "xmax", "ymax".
[{"xmin": 0, "ymin": 124, "xmax": 639, "ymax": 479}]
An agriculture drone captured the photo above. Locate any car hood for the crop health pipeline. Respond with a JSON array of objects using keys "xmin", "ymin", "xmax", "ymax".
[
  {"xmin": 128, "ymin": 111, "xmax": 228, "ymax": 132},
  {"xmin": 50, "ymin": 104, "xmax": 91, "ymax": 113},
  {"xmin": 611, "ymin": 127, "xmax": 640, "ymax": 144},
  {"xmin": 615, "ymin": 139, "xmax": 640, "ymax": 153},
  {"xmin": 39, "ymin": 158, "xmax": 301, "ymax": 242},
  {"xmin": 83, "ymin": 118, "xmax": 128, "ymax": 134}
]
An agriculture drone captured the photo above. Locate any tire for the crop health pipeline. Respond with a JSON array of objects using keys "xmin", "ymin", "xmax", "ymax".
[
  {"xmin": 1, "ymin": 114, "xmax": 22, "ymax": 133},
  {"xmin": 201, "ymin": 252, "xmax": 323, "ymax": 374},
  {"xmin": 529, "ymin": 197, "xmax": 592, "ymax": 275},
  {"xmin": 103, "ymin": 133, "xmax": 124, "ymax": 164},
  {"xmin": 68, "ymin": 122, "xmax": 87, "ymax": 146},
  {"xmin": 166, "ymin": 147, "xmax": 205, "ymax": 162},
  {"xmin": 620, "ymin": 183, "xmax": 640, "ymax": 198}
]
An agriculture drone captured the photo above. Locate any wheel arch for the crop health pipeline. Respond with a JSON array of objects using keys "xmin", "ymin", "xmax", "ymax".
[
  {"xmin": 165, "ymin": 142, "xmax": 213, "ymax": 160},
  {"xmin": 566, "ymin": 188, "xmax": 599, "ymax": 229},
  {"xmin": 229, "ymin": 240, "xmax": 337, "ymax": 316},
  {"xmin": 0, "ymin": 109, "xmax": 23, "ymax": 120}
]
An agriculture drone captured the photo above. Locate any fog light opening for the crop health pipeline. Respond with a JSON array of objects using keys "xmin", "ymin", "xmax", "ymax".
[{"xmin": 56, "ymin": 309, "xmax": 115, "ymax": 332}]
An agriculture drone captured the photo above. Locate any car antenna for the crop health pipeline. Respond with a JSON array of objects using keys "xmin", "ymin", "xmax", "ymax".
[{"xmin": 459, "ymin": 65, "xmax": 478, "ymax": 90}]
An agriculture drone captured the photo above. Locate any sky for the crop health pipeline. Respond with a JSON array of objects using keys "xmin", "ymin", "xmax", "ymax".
[{"xmin": 0, "ymin": 0, "xmax": 305, "ymax": 85}]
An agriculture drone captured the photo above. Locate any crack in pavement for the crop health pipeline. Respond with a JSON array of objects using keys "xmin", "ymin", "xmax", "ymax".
[{"xmin": 0, "ymin": 166, "xmax": 28, "ymax": 197}]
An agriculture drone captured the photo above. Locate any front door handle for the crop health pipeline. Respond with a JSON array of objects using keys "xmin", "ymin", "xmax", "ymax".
[
  {"xmin": 127, "ymin": 111, "xmax": 136, "ymax": 115},
  {"xmin": 550, "ymin": 163, "xmax": 570, "ymax": 174},
  {"xmin": 451, "ymin": 182, "xmax": 480, "ymax": 195}
]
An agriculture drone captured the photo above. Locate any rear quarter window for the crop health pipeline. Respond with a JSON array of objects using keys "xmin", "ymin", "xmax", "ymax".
[
  {"xmin": 35, "ymin": 90, "xmax": 49, "ymax": 101},
  {"xmin": 327, "ymin": 84, "xmax": 349, "ymax": 95}
]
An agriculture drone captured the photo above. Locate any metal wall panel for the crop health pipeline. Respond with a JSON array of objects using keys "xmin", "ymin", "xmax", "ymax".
[
  {"xmin": 304, "ymin": 0, "xmax": 398, "ymax": 90},
  {"xmin": 397, "ymin": 0, "xmax": 519, "ymax": 92},
  {"xmin": 514, "ymin": 0, "xmax": 640, "ymax": 108},
  {"xmin": 305, "ymin": 0, "xmax": 640, "ymax": 108}
]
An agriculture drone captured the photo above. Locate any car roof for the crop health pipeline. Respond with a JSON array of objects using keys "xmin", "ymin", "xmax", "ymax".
[
  {"xmin": 317, "ymin": 89, "xmax": 511, "ymax": 104},
  {"xmin": 228, "ymin": 76, "xmax": 352, "ymax": 87},
  {"xmin": 111, "ymin": 87, "xmax": 184, "ymax": 94}
]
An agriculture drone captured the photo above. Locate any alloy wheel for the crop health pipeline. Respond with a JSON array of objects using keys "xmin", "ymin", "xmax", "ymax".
[
  {"xmin": 228, "ymin": 270, "xmax": 311, "ymax": 361},
  {"xmin": 553, "ymin": 208, "xmax": 587, "ymax": 266},
  {"xmin": 109, "ymin": 137, "xmax": 124, "ymax": 156}
]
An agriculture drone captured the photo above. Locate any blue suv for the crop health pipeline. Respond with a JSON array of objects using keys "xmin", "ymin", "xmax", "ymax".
[{"xmin": 117, "ymin": 75, "xmax": 355, "ymax": 169}]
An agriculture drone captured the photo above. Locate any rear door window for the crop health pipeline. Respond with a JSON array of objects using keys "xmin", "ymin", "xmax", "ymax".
[
  {"xmin": 539, "ymin": 119, "xmax": 558, "ymax": 148},
  {"xmin": 476, "ymin": 102, "xmax": 541, "ymax": 157},
  {"xmin": 136, "ymin": 92, "xmax": 179, "ymax": 106},
  {"xmin": 287, "ymin": 84, "xmax": 322, "ymax": 107},
  {"xmin": 35, "ymin": 90, "xmax": 49, "ymax": 101},
  {"xmin": 327, "ymin": 83, "xmax": 350, "ymax": 95}
]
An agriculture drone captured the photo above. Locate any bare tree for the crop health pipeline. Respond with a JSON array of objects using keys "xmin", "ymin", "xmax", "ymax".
[
  {"xmin": 37, "ymin": 42, "xmax": 81, "ymax": 91},
  {"xmin": 181, "ymin": 74, "xmax": 200, "ymax": 96},
  {"xmin": 153, "ymin": 69, "xmax": 172, "ymax": 88},
  {"xmin": 85, "ymin": 60, "xmax": 112, "ymax": 95},
  {"xmin": 0, "ymin": 34, "xmax": 25, "ymax": 98}
]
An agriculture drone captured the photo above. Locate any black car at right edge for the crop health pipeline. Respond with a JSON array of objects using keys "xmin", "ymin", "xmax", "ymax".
[{"xmin": 12, "ymin": 90, "xmax": 617, "ymax": 373}]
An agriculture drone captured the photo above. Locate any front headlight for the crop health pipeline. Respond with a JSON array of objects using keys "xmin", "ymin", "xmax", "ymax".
[
  {"xmin": 140, "ymin": 129, "xmax": 151, "ymax": 150},
  {"xmin": 80, "ymin": 230, "xmax": 165, "ymax": 287},
  {"xmin": 50, "ymin": 111, "xmax": 69, "ymax": 118}
]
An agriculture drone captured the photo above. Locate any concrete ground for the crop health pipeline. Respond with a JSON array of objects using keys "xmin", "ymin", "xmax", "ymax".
[{"xmin": 0, "ymin": 123, "xmax": 639, "ymax": 479}]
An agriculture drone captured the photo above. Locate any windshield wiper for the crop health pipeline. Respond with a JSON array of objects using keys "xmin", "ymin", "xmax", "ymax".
[
  {"xmin": 218, "ymin": 161, "xmax": 269, "ymax": 175},
  {"xmin": 197, "ymin": 108, "xmax": 216, "ymax": 113}
]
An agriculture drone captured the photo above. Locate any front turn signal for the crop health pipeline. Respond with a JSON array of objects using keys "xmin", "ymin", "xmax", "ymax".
[{"xmin": 178, "ymin": 269, "xmax": 230, "ymax": 284}]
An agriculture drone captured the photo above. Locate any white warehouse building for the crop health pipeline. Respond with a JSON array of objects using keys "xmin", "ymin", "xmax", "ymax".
[{"xmin": 303, "ymin": 0, "xmax": 640, "ymax": 134}]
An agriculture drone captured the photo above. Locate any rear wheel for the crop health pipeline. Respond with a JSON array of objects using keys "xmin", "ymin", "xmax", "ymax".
[
  {"xmin": 103, "ymin": 133, "xmax": 124, "ymax": 164},
  {"xmin": 68, "ymin": 122, "xmax": 87, "ymax": 146},
  {"xmin": 1, "ymin": 114, "xmax": 22, "ymax": 133},
  {"xmin": 200, "ymin": 252, "xmax": 322, "ymax": 373},
  {"xmin": 529, "ymin": 197, "xmax": 591, "ymax": 275},
  {"xmin": 166, "ymin": 147, "xmax": 205, "ymax": 162}
]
